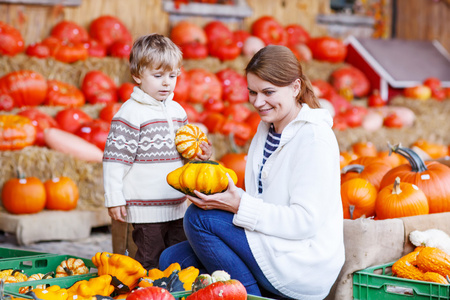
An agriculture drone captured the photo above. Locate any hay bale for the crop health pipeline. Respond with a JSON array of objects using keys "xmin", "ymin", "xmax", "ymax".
[{"xmin": 0, "ymin": 147, "xmax": 104, "ymax": 211}]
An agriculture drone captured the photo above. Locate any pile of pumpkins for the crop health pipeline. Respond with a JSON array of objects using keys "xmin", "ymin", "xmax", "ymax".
[
  {"xmin": 339, "ymin": 140, "xmax": 450, "ymax": 220},
  {"xmin": 1, "ymin": 174, "xmax": 79, "ymax": 215},
  {"xmin": 3, "ymin": 251, "xmax": 247, "ymax": 300}
]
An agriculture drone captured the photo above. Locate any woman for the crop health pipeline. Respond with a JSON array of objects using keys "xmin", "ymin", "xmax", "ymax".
[{"xmin": 159, "ymin": 45, "xmax": 345, "ymax": 300}]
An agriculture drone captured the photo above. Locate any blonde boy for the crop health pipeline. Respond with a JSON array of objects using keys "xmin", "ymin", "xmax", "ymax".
[{"xmin": 103, "ymin": 34, "xmax": 212, "ymax": 269}]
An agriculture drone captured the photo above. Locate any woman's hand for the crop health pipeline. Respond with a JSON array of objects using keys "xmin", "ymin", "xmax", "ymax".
[
  {"xmin": 108, "ymin": 205, "xmax": 127, "ymax": 222},
  {"xmin": 195, "ymin": 140, "xmax": 213, "ymax": 161},
  {"xmin": 187, "ymin": 173, "xmax": 241, "ymax": 214}
]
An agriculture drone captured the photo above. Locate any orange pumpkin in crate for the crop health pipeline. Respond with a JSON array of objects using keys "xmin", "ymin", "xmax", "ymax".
[
  {"xmin": 2, "ymin": 175, "xmax": 46, "ymax": 214},
  {"xmin": 175, "ymin": 124, "xmax": 208, "ymax": 160},
  {"xmin": 44, "ymin": 176, "xmax": 79, "ymax": 211}
]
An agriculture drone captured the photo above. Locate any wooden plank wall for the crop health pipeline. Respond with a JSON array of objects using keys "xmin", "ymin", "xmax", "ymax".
[
  {"xmin": 395, "ymin": 0, "xmax": 450, "ymax": 52},
  {"xmin": 0, "ymin": 0, "xmax": 330, "ymax": 45},
  {"xmin": 0, "ymin": 0, "xmax": 448, "ymax": 51}
]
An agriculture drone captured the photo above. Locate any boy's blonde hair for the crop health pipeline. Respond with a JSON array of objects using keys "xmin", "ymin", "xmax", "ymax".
[{"xmin": 129, "ymin": 34, "xmax": 183, "ymax": 78}]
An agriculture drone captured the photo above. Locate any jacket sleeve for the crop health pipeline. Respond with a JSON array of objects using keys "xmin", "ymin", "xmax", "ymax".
[
  {"xmin": 233, "ymin": 135, "xmax": 341, "ymax": 240},
  {"xmin": 102, "ymin": 110, "xmax": 140, "ymax": 208}
]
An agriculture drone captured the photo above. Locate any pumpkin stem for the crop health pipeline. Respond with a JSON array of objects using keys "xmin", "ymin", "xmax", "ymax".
[
  {"xmin": 63, "ymin": 266, "xmax": 73, "ymax": 276},
  {"xmin": 341, "ymin": 164, "xmax": 364, "ymax": 174},
  {"xmin": 392, "ymin": 177, "xmax": 402, "ymax": 195},
  {"xmin": 43, "ymin": 271, "xmax": 54, "ymax": 279},
  {"xmin": 349, "ymin": 205, "xmax": 355, "ymax": 220},
  {"xmin": 390, "ymin": 143, "xmax": 428, "ymax": 172}
]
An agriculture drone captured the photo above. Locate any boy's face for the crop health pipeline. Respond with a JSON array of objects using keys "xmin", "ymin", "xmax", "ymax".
[{"xmin": 132, "ymin": 67, "xmax": 179, "ymax": 101}]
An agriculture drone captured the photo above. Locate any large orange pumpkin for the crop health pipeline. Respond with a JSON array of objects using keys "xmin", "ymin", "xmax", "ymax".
[
  {"xmin": 341, "ymin": 156, "xmax": 392, "ymax": 191},
  {"xmin": 0, "ymin": 114, "xmax": 37, "ymax": 150},
  {"xmin": 0, "ymin": 70, "xmax": 48, "ymax": 107},
  {"xmin": 375, "ymin": 177, "xmax": 429, "ymax": 220},
  {"xmin": 380, "ymin": 144, "xmax": 450, "ymax": 213},
  {"xmin": 44, "ymin": 176, "xmax": 79, "ymax": 211},
  {"xmin": 341, "ymin": 178, "xmax": 377, "ymax": 220},
  {"xmin": 187, "ymin": 69, "xmax": 222, "ymax": 104},
  {"xmin": 175, "ymin": 124, "xmax": 208, "ymax": 160},
  {"xmin": 2, "ymin": 176, "xmax": 46, "ymax": 214}
]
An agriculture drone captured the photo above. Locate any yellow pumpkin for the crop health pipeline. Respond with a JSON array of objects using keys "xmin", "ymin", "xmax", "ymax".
[
  {"xmin": 175, "ymin": 124, "xmax": 208, "ymax": 159},
  {"xmin": 167, "ymin": 161, "xmax": 238, "ymax": 196}
]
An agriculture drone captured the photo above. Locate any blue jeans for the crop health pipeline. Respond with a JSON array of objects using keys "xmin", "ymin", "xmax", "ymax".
[{"xmin": 159, "ymin": 205, "xmax": 284, "ymax": 298}]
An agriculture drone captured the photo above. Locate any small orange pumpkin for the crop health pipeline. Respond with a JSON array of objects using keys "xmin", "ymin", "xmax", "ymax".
[
  {"xmin": 44, "ymin": 176, "xmax": 79, "ymax": 211},
  {"xmin": 175, "ymin": 124, "xmax": 208, "ymax": 159},
  {"xmin": 339, "ymin": 151, "xmax": 357, "ymax": 170},
  {"xmin": 411, "ymin": 139, "xmax": 449, "ymax": 160},
  {"xmin": 341, "ymin": 178, "xmax": 377, "ymax": 219},
  {"xmin": 351, "ymin": 141, "xmax": 378, "ymax": 157},
  {"xmin": 2, "ymin": 175, "xmax": 46, "ymax": 214},
  {"xmin": 375, "ymin": 177, "xmax": 429, "ymax": 220}
]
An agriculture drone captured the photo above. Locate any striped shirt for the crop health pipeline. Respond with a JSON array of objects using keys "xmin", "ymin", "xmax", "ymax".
[{"xmin": 258, "ymin": 124, "xmax": 282, "ymax": 194}]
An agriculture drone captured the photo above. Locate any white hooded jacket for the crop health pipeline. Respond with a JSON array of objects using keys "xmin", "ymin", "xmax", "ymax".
[{"xmin": 233, "ymin": 104, "xmax": 345, "ymax": 300}]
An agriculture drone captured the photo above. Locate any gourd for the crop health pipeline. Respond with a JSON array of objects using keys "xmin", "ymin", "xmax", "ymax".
[
  {"xmin": 126, "ymin": 286, "xmax": 175, "ymax": 300},
  {"xmin": 375, "ymin": 177, "xmax": 429, "ymax": 219},
  {"xmin": 44, "ymin": 128, "xmax": 104, "ymax": 163},
  {"xmin": 55, "ymin": 258, "xmax": 89, "ymax": 277},
  {"xmin": 187, "ymin": 279, "xmax": 247, "ymax": 300},
  {"xmin": 392, "ymin": 246, "xmax": 450, "ymax": 284},
  {"xmin": 26, "ymin": 285, "xmax": 68, "ymax": 300},
  {"xmin": 175, "ymin": 124, "xmax": 208, "ymax": 160},
  {"xmin": 191, "ymin": 270, "xmax": 231, "ymax": 293},
  {"xmin": 0, "ymin": 269, "xmax": 27, "ymax": 283},
  {"xmin": 340, "ymin": 178, "xmax": 377, "ymax": 220},
  {"xmin": 167, "ymin": 161, "xmax": 237, "ymax": 197},
  {"xmin": 66, "ymin": 274, "xmax": 115, "ymax": 299},
  {"xmin": 18, "ymin": 271, "xmax": 54, "ymax": 294},
  {"xmin": 416, "ymin": 247, "xmax": 450, "ymax": 278},
  {"xmin": 392, "ymin": 246, "xmax": 425, "ymax": 281},
  {"xmin": 2, "ymin": 175, "xmax": 46, "ymax": 215},
  {"xmin": 380, "ymin": 144, "xmax": 450, "ymax": 213},
  {"xmin": 140, "ymin": 263, "xmax": 199, "ymax": 292},
  {"xmin": 91, "ymin": 252, "xmax": 147, "ymax": 293}
]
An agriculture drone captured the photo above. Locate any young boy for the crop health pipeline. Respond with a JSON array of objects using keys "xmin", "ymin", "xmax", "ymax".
[{"xmin": 103, "ymin": 34, "xmax": 212, "ymax": 269}]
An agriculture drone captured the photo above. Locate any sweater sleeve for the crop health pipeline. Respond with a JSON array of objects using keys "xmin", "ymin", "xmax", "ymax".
[{"xmin": 102, "ymin": 108, "xmax": 140, "ymax": 208}]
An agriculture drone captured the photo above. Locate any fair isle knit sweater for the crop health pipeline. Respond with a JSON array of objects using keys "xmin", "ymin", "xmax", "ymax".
[{"xmin": 102, "ymin": 87, "xmax": 188, "ymax": 224}]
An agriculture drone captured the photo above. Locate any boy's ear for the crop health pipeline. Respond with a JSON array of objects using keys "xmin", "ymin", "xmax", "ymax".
[{"xmin": 132, "ymin": 75, "xmax": 141, "ymax": 84}]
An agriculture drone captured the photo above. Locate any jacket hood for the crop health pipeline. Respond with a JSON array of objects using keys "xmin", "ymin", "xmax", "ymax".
[
  {"xmin": 130, "ymin": 86, "xmax": 174, "ymax": 106},
  {"xmin": 296, "ymin": 104, "xmax": 333, "ymax": 127}
]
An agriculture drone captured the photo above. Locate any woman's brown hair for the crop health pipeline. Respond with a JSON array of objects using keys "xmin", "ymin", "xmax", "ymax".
[{"xmin": 245, "ymin": 45, "xmax": 320, "ymax": 108}]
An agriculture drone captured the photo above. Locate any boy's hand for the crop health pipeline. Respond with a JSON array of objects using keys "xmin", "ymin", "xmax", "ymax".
[
  {"xmin": 195, "ymin": 140, "xmax": 213, "ymax": 161},
  {"xmin": 108, "ymin": 206, "xmax": 127, "ymax": 222}
]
